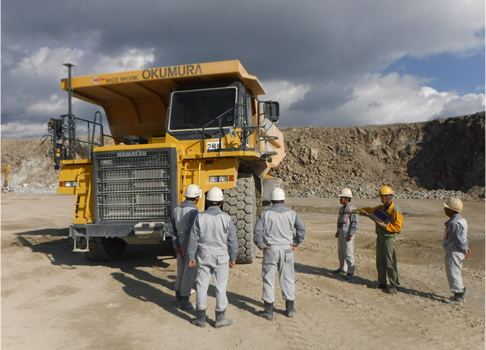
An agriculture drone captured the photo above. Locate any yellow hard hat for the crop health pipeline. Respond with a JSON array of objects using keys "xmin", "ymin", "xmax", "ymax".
[
  {"xmin": 444, "ymin": 198, "xmax": 463, "ymax": 213},
  {"xmin": 379, "ymin": 186, "xmax": 394, "ymax": 195}
]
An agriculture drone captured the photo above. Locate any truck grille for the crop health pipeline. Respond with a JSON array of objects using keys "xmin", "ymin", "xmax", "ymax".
[{"xmin": 95, "ymin": 148, "xmax": 176, "ymax": 222}]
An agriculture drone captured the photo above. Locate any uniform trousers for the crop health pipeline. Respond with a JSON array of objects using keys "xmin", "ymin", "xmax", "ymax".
[
  {"xmin": 195, "ymin": 253, "xmax": 229, "ymax": 312},
  {"xmin": 338, "ymin": 231, "xmax": 355, "ymax": 274},
  {"xmin": 175, "ymin": 254, "xmax": 197, "ymax": 297},
  {"xmin": 445, "ymin": 251, "xmax": 465, "ymax": 293},
  {"xmin": 376, "ymin": 232, "xmax": 399, "ymax": 287},
  {"xmin": 262, "ymin": 245, "xmax": 295, "ymax": 303}
]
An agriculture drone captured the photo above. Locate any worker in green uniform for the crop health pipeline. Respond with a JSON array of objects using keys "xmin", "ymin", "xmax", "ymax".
[{"xmin": 347, "ymin": 186, "xmax": 403, "ymax": 294}]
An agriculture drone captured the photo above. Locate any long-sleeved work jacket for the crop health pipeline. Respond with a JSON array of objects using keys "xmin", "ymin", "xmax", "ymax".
[
  {"xmin": 357, "ymin": 202, "xmax": 403, "ymax": 235},
  {"xmin": 169, "ymin": 200, "xmax": 199, "ymax": 251},
  {"xmin": 186, "ymin": 206, "xmax": 238, "ymax": 262},
  {"xmin": 443, "ymin": 213, "xmax": 468, "ymax": 254},
  {"xmin": 337, "ymin": 203, "xmax": 358, "ymax": 237},
  {"xmin": 254, "ymin": 204, "xmax": 306, "ymax": 249}
]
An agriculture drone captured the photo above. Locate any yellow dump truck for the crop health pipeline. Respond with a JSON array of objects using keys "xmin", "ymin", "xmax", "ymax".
[{"xmin": 48, "ymin": 60, "xmax": 285, "ymax": 263}]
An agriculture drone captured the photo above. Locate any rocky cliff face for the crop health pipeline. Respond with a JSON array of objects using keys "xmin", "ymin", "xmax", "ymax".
[
  {"xmin": 408, "ymin": 114, "xmax": 484, "ymax": 192},
  {"xmin": 268, "ymin": 111, "xmax": 485, "ymax": 199},
  {"xmin": 1, "ymin": 112, "xmax": 484, "ymax": 199}
]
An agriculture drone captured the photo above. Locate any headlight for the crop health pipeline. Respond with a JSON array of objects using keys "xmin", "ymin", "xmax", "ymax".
[
  {"xmin": 60, "ymin": 181, "xmax": 77, "ymax": 187},
  {"xmin": 209, "ymin": 176, "xmax": 228, "ymax": 183}
]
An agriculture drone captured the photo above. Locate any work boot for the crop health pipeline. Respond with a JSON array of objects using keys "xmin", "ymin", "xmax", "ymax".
[
  {"xmin": 286, "ymin": 300, "xmax": 296, "ymax": 318},
  {"xmin": 214, "ymin": 310, "xmax": 233, "ymax": 328},
  {"xmin": 460, "ymin": 287, "xmax": 467, "ymax": 302},
  {"xmin": 372, "ymin": 281, "xmax": 387, "ymax": 290},
  {"xmin": 175, "ymin": 291, "xmax": 181, "ymax": 307},
  {"xmin": 332, "ymin": 269, "xmax": 343, "ymax": 274},
  {"xmin": 443, "ymin": 294, "xmax": 461, "ymax": 304},
  {"xmin": 177, "ymin": 296, "xmax": 194, "ymax": 310},
  {"xmin": 258, "ymin": 301, "xmax": 274, "ymax": 321},
  {"xmin": 443, "ymin": 287, "xmax": 466, "ymax": 304},
  {"xmin": 386, "ymin": 286, "xmax": 398, "ymax": 294},
  {"xmin": 191, "ymin": 309, "xmax": 206, "ymax": 327},
  {"xmin": 454, "ymin": 291, "xmax": 465, "ymax": 303}
]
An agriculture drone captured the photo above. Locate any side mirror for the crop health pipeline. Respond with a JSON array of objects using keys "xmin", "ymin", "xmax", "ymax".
[{"xmin": 263, "ymin": 101, "xmax": 279, "ymax": 123}]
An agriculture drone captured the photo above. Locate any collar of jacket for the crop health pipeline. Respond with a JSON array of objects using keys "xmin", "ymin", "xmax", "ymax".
[
  {"xmin": 206, "ymin": 206, "xmax": 222, "ymax": 212},
  {"xmin": 446, "ymin": 212, "xmax": 461, "ymax": 225},
  {"xmin": 344, "ymin": 203, "xmax": 354, "ymax": 210},
  {"xmin": 384, "ymin": 202, "xmax": 395, "ymax": 213}
]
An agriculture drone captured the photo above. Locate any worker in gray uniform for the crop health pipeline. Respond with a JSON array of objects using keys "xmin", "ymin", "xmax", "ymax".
[
  {"xmin": 170, "ymin": 184, "xmax": 201, "ymax": 310},
  {"xmin": 254, "ymin": 187, "xmax": 306, "ymax": 320},
  {"xmin": 187, "ymin": 187, "xmax": 238, "ymax": 328},
  {"xmin": 442, "ymin": 198, "xmax": 470, "ymax": 304},
  {"xmin": 333, "ymin": 188, "xmax": 359, "ymax": 280}
]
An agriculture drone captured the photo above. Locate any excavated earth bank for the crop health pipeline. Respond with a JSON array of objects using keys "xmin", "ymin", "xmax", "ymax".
[
  {"xmin": 269, "ymin": 111, "xmax": 485, "ymax": 200},
  {"xmin": 1, "ymin": 112, "xmax": 484, "ymax": 200}
]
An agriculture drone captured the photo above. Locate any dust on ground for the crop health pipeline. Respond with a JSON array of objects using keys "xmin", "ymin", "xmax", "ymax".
[{"xmin": 2, "ymin": 193, "xmax": 484, "ymax": 350}]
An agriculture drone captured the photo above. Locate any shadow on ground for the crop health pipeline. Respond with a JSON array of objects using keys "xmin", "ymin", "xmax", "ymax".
[
  {"xmin": 118, "ymin": 267, "xmax": 267, "ymax": 326},
  {"xmin": 13, "ymin": 227, "xmax": 176, "ymax": 268},
  {"xmin": 13, "ymin": 227, "xmax": 447, "ymax": 317},
  {"xmin": 12, "ymin": 227, "xmax": 270, "ymax": 325},
  {"xmin": 111, "ymin": 271, "xmax": 194, "ymax": 322},
  {"xmin": 294, "ymin": 262, "xmax": 446, "ymax": 301}
]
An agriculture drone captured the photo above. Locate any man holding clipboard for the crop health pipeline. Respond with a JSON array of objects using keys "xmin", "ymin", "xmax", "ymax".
[{"xmin": 347, "ymin": 186, "xmax": 403, "ymax": 294}]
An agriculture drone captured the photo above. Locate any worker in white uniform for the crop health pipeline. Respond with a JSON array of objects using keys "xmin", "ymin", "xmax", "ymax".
[
  {"xmin": 253, "ymin": 187, "xmax": 306, "ymax": 320},
  {"xmin": 187, "ymin": 187, "xmax": 238, "ymax": 328},
  {"xmin": 169, "ymin": 184, "xmax": 201, "ymax": 310},
  {"xmin": 333, "ymin": 188, "xmax": 359, "ymax": 280},
  {"xmin": 442, "ymin": 198, "xmax": 470, "ymax": 304}
]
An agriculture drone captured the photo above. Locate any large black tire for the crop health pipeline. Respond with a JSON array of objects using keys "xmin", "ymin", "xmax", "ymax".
[
  {"xmin": 77, "ymin": 237, "xmax": 127, "ymax": 262},
  {"xmin": 222, "ymin": 174, "xmax": 257, "ymax": 264}
]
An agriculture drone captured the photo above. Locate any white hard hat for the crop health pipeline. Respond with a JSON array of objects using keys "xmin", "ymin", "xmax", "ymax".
[
  {"xmin": 184, "ymin": 184, "xmax": 202, "ymax": 198},
  {"xmin": 270, "ymin": 187, "xmax": 286, "ymax": 201},
  {"xmin": 207, "ymin": 187, "xmax": 224, "ymax": 202},
  {"xmin": 339, "ymin": 188, "xmax": 353, "ymax": 198},
  {"xmin": 444, "ymin": 198, "xmax": 463, "ymax": 213}
]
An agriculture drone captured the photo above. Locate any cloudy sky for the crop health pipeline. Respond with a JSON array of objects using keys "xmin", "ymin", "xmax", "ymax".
[{"xmin": 2, "ymin": 0, "xmax": 485, "ymax": 139}]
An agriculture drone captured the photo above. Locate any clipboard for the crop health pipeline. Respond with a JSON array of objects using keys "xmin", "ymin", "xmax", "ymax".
[{"xmin": 362, "ymin": 207, "xmax": 392, "ymax": 223}]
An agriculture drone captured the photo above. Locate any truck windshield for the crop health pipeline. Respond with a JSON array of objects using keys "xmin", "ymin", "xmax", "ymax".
[{"xmin": 169, "ymin": 87, "xmax": 237, "ymax": 131}]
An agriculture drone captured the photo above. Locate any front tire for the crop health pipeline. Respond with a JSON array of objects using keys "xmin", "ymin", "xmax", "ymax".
[
  {"xmin": 223, "ymin": 174, "xmax": 257, "ymax": 264},
  {"xmin": 77, "ymin": 237, "xmax": 127, "ymax": 262}
]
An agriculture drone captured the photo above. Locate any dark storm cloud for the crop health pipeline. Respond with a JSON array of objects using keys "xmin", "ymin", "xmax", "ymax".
[
  {"xmin": 1, "ymin": 0, "xmax": 389, "ymax": 82},
  {"xmin": 1, "ymin": 0, "xmax": 484, "ymax": 138}
]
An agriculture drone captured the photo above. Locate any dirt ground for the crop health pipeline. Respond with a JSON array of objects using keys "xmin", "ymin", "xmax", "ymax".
[{"xmin": 1, "ymin": 193, "xmax": 485, "ymax": 350}]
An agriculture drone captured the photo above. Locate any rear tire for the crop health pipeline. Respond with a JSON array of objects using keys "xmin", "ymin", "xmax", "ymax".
[
  {"xmin": 223, "ymin": 174, "xmax": 257, "ymax": 264},
  {"xmin": 78, "ymin": 237, "xmax": 127, "ymax": 262}
]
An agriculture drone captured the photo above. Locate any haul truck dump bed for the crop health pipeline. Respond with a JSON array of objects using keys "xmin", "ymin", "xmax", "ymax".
[{"xmin": 48, "ymin": 60, "xmax": 285, "ymax": 263}]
